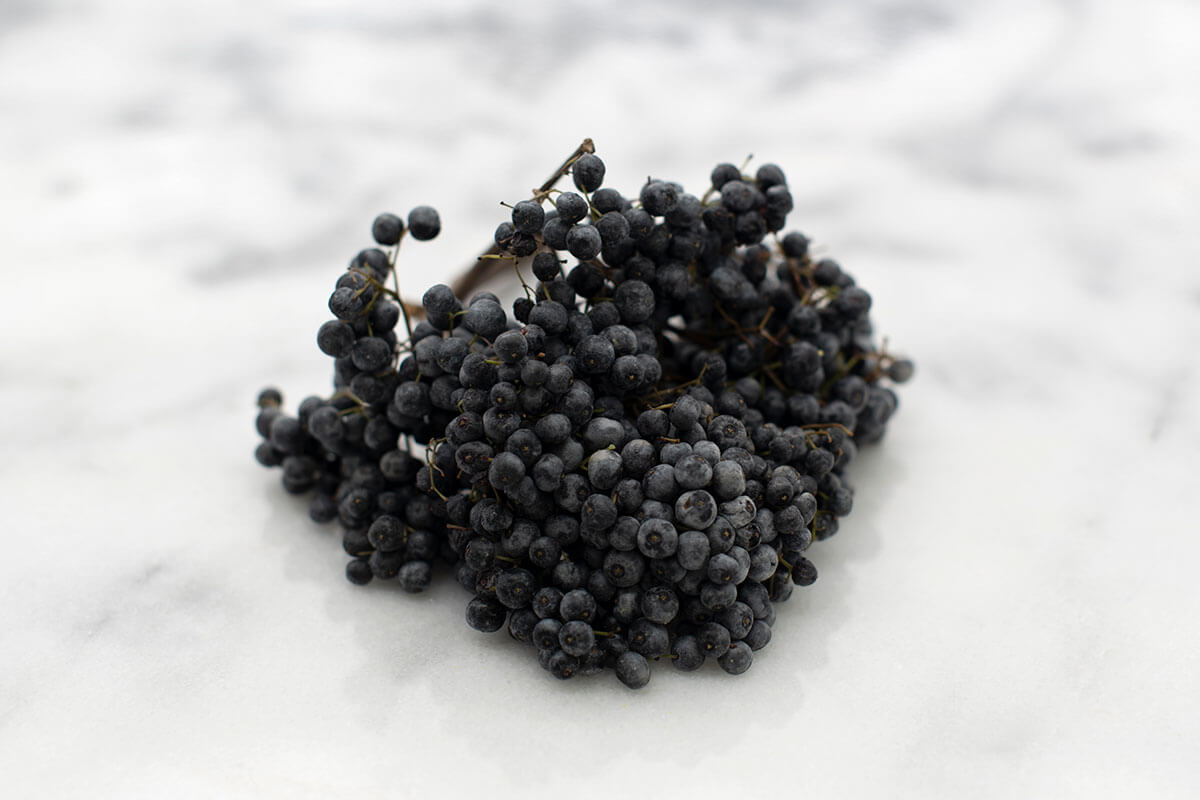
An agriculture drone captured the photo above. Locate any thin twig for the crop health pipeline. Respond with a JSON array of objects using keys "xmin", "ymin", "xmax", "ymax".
[{"xmin": 450, "ymin": 138, "xmax": 596, "ymax": 300}]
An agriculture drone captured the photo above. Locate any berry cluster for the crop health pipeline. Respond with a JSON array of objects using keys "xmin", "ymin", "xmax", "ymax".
[{"xmin": 254, "ymin": 142, "xmax": 912, "ymax": 689}]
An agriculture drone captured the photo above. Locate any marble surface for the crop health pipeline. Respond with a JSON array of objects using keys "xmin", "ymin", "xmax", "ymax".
[{"xmin": 3, "ymin": 0, "xmax": 1199, "ymax": 796}]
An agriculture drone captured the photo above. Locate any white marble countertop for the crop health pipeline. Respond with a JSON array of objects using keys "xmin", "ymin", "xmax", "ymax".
[{"xmin": 3, "ymin": 1, "xmax": 1198, "ymax": 797}]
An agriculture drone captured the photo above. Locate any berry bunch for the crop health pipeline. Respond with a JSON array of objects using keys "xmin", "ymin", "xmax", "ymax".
[{"xmin": 254, "ymin": 141, "xmax": 912, "ymax": 689}]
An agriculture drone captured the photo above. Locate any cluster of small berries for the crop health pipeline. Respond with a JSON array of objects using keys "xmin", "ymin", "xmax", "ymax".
[{"xmin": 254, "ymin": 143, "xmax": 912, "ymax": 688}]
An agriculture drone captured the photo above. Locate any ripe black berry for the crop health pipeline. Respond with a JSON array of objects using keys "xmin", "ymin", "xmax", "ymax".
[
  {"xmin": 407, "ymin": 206, "xmax": 441, "ymax": 241},
  {"xmin": 371, "ymin": 212, "xmax": 404, "ymax": 246}
]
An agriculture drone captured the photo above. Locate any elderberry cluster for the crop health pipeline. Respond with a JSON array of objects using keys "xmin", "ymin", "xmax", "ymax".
[{"xmin": 254, "ymin": 146, "xmax": 912, "ymax": 689}]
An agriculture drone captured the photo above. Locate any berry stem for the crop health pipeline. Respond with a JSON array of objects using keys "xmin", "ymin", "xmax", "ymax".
[{"xmin": 450, "ymin": 138, "xmax": 596, "ymax": 300}]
